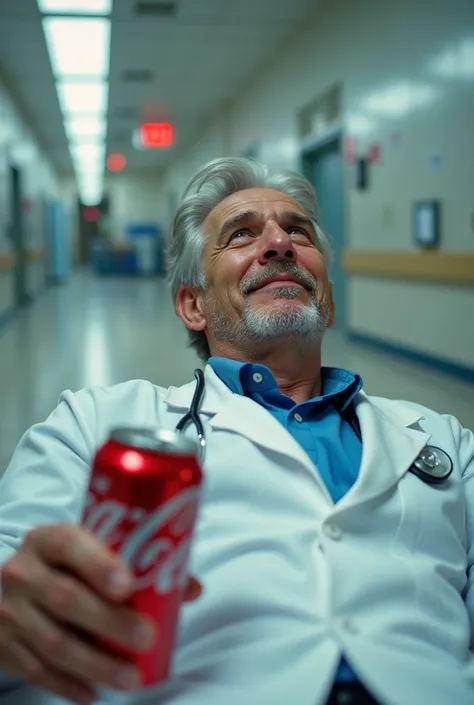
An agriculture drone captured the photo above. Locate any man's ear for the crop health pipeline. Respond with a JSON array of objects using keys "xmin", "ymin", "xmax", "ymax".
[{"xmin": 176, "ymin": 286, "xmax": 207, "ymax": 332}]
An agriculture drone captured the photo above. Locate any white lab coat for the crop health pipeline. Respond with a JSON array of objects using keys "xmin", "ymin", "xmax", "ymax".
[{"xmin": 0, "ymin": 365, "xmax": 473, "ymax": 705}]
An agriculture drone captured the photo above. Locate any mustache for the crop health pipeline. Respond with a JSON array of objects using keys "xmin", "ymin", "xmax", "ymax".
[{"xmin": 240, "ymin": 262, "xmax": 317, "ymax": 295}]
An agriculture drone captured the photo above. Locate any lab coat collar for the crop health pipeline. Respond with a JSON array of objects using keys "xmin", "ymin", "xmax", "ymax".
[
  {"xmin": 163, "ymin": 366, "xmax": 425, "ymax": 429},
  {"xmin": 164, "ymin": 366, "xmax": 431, "ymax": 510},
  {"xmin": 164, "ymin": 366, "xmax": 322, "ymax": 492}
]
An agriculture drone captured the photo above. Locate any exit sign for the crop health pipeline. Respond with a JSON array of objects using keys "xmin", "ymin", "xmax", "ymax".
[{"xmin": 140, "ymin": 122, "xmax": 175, "ymax": 149}]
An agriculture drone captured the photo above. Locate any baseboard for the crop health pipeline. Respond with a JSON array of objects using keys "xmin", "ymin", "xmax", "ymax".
[{"xmin": 347, "ymin": 331, "xmax": 474, "ymax": 384}]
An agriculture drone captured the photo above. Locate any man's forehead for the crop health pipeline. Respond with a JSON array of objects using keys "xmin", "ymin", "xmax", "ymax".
[{"xmin": 205, "ymin": 188, "xmax": 305, "ymax": 230}]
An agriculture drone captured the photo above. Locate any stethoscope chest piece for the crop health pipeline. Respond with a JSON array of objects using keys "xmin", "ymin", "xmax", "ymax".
[{"xmin": 411, "ymin": 446, "xmax": 453, "ymax": 484}]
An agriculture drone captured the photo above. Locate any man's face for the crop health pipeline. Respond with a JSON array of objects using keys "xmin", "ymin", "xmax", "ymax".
[{"xmin": 193, "ymin": 188, "xmax": 334, "ymax": 349}]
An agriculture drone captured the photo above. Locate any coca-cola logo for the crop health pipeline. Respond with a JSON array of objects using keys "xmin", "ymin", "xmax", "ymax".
[{"xmin": 83, "ymin": 487, "xmax": 200, "ymax": 593}]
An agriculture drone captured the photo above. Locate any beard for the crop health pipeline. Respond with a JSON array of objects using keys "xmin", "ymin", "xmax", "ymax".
[{"xmin": 204, "ymin": 262, "xmax": 332, "ymax": 350}]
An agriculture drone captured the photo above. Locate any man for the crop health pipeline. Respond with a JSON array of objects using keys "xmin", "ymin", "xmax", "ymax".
[{"xmin": 0, "ymin": 157, "xmax": 473, "ymax": 705}]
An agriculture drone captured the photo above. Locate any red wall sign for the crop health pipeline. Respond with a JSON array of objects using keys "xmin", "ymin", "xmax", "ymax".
[
  {"xmin": 343, "ymin": 136, "xmax": 357, "ymax": 164},
  {"xmin": 367, "ymin": 143, "xmax": 382, "ymax": 164},
  {"xmin": 83, "ymin": 207, "xmax": 100, "ymax": 222},
  {"xmin": 107, "ymin": 153, "xmax": 127, "ymax": 172},
  {"xmin": 140, "ymin": 122, "xmax": 175, "ymax": 149}
]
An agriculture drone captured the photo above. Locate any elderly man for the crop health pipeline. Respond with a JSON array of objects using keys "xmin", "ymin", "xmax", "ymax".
[{"xmin": 0, "ymin": 157, "xmax": 473, "ymax": 705}]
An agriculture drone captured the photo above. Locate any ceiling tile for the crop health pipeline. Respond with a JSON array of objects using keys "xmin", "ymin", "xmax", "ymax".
[
  {"xmin": 0, "ymin": 0, "xmax": 40, "ymax": 19},
  {"xmin": 0, "ymin": 0, "xmax": 321, "ymax": 175}
]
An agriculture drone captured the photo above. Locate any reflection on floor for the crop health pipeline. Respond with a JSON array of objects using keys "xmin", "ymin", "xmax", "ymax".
[{"xmin": 0, "ymin": 270, "xmax": 473, "ymax": 475}]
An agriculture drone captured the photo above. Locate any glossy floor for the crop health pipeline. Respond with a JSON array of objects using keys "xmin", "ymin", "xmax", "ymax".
[{"xmin": 0, "ymin": 270, "xmax": 473, "ymax": 475}]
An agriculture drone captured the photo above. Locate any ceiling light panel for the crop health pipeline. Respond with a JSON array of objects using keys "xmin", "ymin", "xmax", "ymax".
[
  {"xmin": 70, "ymin": 142, "xmax": 105, "ymax": 161},
  {"xmin": 429, "ymin": 39, "xmax": 474, "ymax": 79},
  {"xmin": 37, "ymin": 0, "xmax": 112, "ymax": 14},
  {"xmin": 363, "ymin": 82, "xmax": 437, "ymax": 118},
  {"xmin": 57, "ymin": 81, "xmax": 108, "ymax": 114},
  {"xmin": 65, "ymin": 116, "xmax": 106, "ymax": 140},
  {"xmin": 43, "ymin": 18, "xmax": 110, "ymax": 77}
]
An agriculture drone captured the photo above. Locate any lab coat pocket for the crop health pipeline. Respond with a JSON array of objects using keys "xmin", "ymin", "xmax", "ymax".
[{"xmin": 393, "ymin": 468, "xmax": 470, "ymax": 656}]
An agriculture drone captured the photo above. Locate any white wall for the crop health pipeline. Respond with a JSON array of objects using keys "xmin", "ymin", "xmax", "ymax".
[
  {"xmin": 159, "ymin": 0, "xmax": 474, "ymax": 369},
  {"xmin": 0, "ymin": 75, "xmax": 60, "ymax": 310},
  {"xmin": 103, "ymin": 173, "xmax": 167, "ymax": 242}
]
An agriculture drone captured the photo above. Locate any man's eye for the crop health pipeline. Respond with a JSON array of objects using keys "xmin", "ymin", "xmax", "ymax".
[
  {"xmin": 229, "ymin": 230, "xmax": 249, "ymax": 241},
  {"xmin": 288, "ymin": 227, "xmax": 309, "ymax": 237}
]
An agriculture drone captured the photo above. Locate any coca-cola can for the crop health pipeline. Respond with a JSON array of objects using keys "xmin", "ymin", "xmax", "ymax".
[{"xmin": 81, "ymin": 427, "xmax": 203, "ymax": 688}]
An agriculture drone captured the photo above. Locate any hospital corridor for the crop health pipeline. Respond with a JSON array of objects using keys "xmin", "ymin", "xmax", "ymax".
[{"xmin": 0, "ymin": 1, "xmax": 474, "ymax": 705}]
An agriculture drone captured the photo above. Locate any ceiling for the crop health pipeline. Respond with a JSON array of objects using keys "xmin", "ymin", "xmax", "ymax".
[{"xmin": 0, "ymin": 0, "xmax": 319, "ymax": 177}]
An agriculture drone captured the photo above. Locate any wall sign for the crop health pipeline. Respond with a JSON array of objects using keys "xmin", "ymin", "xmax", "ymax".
[{"xmin": 414, "ymin": 200, "xmax": 441, "ymax": 249}]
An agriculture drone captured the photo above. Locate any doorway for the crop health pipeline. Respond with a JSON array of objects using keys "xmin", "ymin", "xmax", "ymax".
[
  {"xmin": 9, "ymin": 166, "xmax": 29, "ymax": 307},
  {"xmin": 302, "ymin": 135, "xmax": 346, "ymax": 328}
]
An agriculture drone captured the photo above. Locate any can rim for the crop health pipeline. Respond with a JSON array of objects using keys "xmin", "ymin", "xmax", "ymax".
[{"xmin": 110, "ymin": 427, "xmax": 199, "ymax": 455}]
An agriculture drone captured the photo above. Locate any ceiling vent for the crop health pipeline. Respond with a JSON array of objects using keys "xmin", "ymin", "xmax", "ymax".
[
  {"xmin": 134, "ymin": 1, "xmax": 177, "ymax": 17},
  {"xmin": 121, "ymin": 69, "xmax": 154, "ymax": 83}
]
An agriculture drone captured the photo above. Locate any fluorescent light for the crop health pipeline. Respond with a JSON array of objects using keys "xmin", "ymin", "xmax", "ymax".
[
  {"xmin": 363, "ymin": 82, "xmax": 437, "ymax": 118},
  {"xmin": 78, "ymin": 175, "xmax": 102, "ymax": 191},
  {"xmin": 71, "ymin": 143, "xmax": 105, "ymax": 160},
  {"xmin": 71, "ymin": 143, "xmax": 105, "ymax": 175},
  {"xmin": 37, "ymin": 0, "xmax": 112, "ymax": 14},
  {"xmin": 429, "ymin": 39, "xmax": 474, "ymax": 79},
  {"xmin": 80, "ymin": 187, "xmax": 104, "ymax": 207},
  {"xmin": 74, "ymin": 159, "xmax": 104, "ymax": 174},
  {"xmin": 76, "ymin": 172, "xmax": 104, "ymax": 186},
  {"xmin": 65, "ymin": 116, "xmax": 106, "ymax": 140},
  {"xmin": 346, "ymin": 114, "xmax": 377, "ymax": 136},
  {"xmin": 57, "ymin": 81, "xmax": 107, "ymax": 114},
  {"xmin": 43, "ymin": 18, "xmax": 110, "ymax": 78},
  {"xmin": 77, "ymin": 171, "xmax": 104, "ymax": 206}
]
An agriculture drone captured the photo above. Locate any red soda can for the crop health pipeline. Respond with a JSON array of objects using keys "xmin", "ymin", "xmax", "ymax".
[{"xmin": 81, "ymin": 427, "xmax": 203, "ymax": 687}]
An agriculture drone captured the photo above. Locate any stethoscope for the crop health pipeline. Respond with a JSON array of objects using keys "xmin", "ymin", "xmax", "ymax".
[{"xmin": 175, "ymin": 369, "xmax": 454, "ymax": 486}]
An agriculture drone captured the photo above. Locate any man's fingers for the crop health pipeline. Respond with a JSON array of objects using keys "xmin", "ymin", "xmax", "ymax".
[
  {"xmin": 8, "ymin": 599, "xmax": 141, "ymax": 690},
  {"xmin": 2, "ymin": 639, "xmax": 95, "ymax": 705},
  {"xmin": 27, "ymin": 561, "xmax": 155, "ymax": 653},
  {"xmin": 25, "ymin": 525, "xmax": 133, "ymax": 602}
]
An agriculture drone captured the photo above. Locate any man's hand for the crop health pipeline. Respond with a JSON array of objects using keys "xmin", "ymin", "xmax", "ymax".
[{"xmin": 0, "ymin": 524, "xmax": 202, "ymax": 705}]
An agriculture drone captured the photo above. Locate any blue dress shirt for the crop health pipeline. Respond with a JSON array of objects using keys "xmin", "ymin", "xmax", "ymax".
[{"xmin": 208, "ymin": 356, "xmax": 364, "ymax": 684}]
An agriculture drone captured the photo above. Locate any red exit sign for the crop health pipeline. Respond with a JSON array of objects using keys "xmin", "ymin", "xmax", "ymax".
[{"xmin": 140, "ymin": 122, "xmax": 175, "ymax": 149}]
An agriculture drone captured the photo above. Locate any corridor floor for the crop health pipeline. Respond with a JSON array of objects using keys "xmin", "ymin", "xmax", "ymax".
[{"xmin": 0, "ymin": 270, "xmax": 473, "ymax": 475}]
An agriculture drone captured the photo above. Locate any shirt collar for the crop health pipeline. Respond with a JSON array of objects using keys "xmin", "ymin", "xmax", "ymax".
[{"xmin": 208, "ymin": 356, "xmax": 363, "ymax": 411}]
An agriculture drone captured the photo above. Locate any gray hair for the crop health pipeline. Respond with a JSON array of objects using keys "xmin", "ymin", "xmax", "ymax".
[{"xmin": 166, "ymin": 157, "xmax": 332, "ymax": 362}]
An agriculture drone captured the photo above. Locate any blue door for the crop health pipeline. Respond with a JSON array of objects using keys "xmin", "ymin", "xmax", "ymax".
[{"xmin": 303, "ymin": 138, "xmax": 345, "ymax": 328}]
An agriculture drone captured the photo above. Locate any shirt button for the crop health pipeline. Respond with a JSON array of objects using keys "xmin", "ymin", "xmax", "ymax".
[
  {"xmin": 323, "ymin": 523, "xmax": 342, "ymax": 541},
  {"xmin": 252, "ymin": 372, "xmax": 264, "ymax": 383},
  {"xmin": 293, "ymin": 412, "xmax": 303, "ymax": 423}
]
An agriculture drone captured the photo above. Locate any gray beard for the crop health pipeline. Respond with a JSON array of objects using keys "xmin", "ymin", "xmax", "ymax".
[{"xmin": 206, "ymin": 285, "xmax": 331, "ymax": 351}]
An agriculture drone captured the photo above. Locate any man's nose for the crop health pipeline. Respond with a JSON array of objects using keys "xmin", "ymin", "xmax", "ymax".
[{"xmin": 258, "ymin": 223, "xmax": 296, "ymax": 264}]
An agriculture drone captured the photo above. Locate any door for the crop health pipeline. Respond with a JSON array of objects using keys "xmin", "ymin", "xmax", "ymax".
[
  {"xmin": 303, "ymin": 137, "xmax": 345, "ymax": 328},
  {"xmin": 9, "ymin": 166, "xmax": 29, "ymax": 306}
]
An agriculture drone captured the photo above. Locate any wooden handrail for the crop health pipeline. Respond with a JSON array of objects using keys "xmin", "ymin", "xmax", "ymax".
[
  {"xmin": 25, "ymin": 247, "xmax": 46, "ymax": 262},
  {"xmin": 341, "ymin": 251, "xmax": 474, "ymax": 285},
  {"xmin": 0, "ymin": 253, "xmax": 16, "ymax": 272}
]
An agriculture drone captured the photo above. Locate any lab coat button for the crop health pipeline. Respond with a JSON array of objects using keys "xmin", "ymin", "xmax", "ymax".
[
  {"xmin": 341, "ymin": 618, "xmax": 359, "ymax": 635},
  {"xmin": 324, "ymin": 523, "xmax": 342, "ymax": 541}
]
